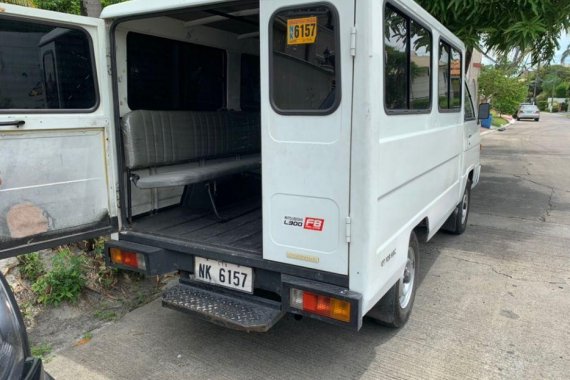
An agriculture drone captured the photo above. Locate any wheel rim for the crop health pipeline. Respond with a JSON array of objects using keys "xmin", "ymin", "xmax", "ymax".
[
  {"xmin": 399, "ymin": 246, "xmax": 415, "ymax": 309},
  {"xmin": 461, "ymin": 191, "xmax": 469, "ymax": 225}
]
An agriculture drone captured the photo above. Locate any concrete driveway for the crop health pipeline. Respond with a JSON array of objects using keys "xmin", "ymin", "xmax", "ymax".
[{"xmin": 46, "ymin": 113, "xmax": 570, "ymax": 379}]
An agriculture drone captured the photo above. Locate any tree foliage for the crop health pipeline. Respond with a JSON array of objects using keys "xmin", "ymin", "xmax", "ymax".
[
  {"xmin": 2, "ymin": 0, "xmax": 36, "ymax": 6},
  {"xmin": 34, "ymin": 0, "xmax": 80, "ymax": 14},
  {"xmin": 479, "ymin": 66, "xmax": 527, "ymax": 115},
  {"xmin": 416, "ymin": 0, "xmax": 570, "ymax": 65}
]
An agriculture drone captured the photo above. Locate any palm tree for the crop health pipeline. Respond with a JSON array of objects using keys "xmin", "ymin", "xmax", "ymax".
[{"xmin": 562, "ymin": 44, "xmax": 570, "ymax": 64}]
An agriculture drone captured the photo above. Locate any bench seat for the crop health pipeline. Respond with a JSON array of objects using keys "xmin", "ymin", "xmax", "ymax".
[
  {"xmin": 134, "ymin": 154, "xmax": 261, "ymax": 189},
  {"xmin": 121, "ymin": 110, "xmax": 261, "ymax": 187}
]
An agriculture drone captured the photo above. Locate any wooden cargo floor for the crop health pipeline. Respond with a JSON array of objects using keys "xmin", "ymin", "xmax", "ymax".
[{"xmin": 131, "ymin": 200, "xmax": 262, "ymax": 255}]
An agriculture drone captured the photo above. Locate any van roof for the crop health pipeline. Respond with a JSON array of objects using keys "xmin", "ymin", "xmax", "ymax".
[
  {"xmin": 101, "ymin": 0, "xmax": 464, "ymax": 52},
  {"xmin": 100, "ymin": 0, "xmax": 235, "ymax": 20}
]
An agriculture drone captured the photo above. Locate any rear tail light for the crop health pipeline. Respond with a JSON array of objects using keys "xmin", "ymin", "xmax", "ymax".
[
  {"xmin": 109, "ymin": 248, "xmax": 146, "ymax": 271},
  {"xmin": 290, "ymin": 288, "xmax": 351, "ymax": 322}
]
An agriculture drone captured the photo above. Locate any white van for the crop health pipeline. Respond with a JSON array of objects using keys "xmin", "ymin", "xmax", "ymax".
[{"xmin": 0, "ymin": 0, "xmax": 486, "ymax": 331}]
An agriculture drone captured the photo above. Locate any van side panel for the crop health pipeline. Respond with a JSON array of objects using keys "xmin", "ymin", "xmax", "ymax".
[{"xmin": 350, "ymin": 0, "xmax": 469, "ymax": 313}]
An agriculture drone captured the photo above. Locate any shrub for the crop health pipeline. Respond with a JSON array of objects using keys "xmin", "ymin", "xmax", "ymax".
[
  {"xmin": 17, "ymin": 253, "xmax": 45, "ymax": 282},
  {"xmin": 552, "ymin": 102, "xmax": 560, "ymax": 112},
  {"xmin": 538, "ymin": 100, "xmax": 548, "ymax": 111},
  {"xmin": 560, "ymin": 102, "xmax": 568, "ymax": 112},
  {"xmin": 32, "ymin": 248, "xmax": 86, "ymax": 305}
]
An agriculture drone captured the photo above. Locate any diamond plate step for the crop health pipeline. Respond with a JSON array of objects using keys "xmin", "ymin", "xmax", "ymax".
[{"xmin": 162, "ymin": 284, "xmax": 284, "ymax": 332}]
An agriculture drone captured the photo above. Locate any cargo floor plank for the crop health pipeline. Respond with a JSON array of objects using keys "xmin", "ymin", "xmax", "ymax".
[{"xmin": 131, "ymin": 200, "xmax": 262, "ymax": 256}]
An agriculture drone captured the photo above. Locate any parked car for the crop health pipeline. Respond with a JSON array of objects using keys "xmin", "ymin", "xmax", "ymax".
[
  {"xmin": 517, "ymin": 104, "xmax": 540, "ymax": 121},
  {"xmin": 0, "ymin": 272, "xmax": 52, "ymax": 380}
]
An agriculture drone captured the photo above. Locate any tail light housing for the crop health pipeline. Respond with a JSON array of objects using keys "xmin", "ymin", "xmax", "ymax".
[
  {"xmin": 109, "ymin": 247, "xmax": 146, "ymax": 271},
  {"xmin": 289, "ymin": 288, "xmax": 351, "ymax": 322}
]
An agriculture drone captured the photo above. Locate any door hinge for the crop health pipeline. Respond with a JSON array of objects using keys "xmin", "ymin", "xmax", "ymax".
[
  {"xmin": 350, "ymin": 26, "xmax": 357, "ymax": 57},
  {"xmin": 345, "ymin": 216, "xmax": 352, "ymax": 243}
]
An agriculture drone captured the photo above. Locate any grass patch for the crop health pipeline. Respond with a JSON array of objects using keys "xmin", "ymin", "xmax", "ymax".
[
  {"xmin": 491, "ymin": 117, "xmax": 509, "ymax": 127},
  {"xmin": 94, "ymin": 309, "xmax": 117, "ymax": 321},
  {"xmin": 490, "ymin": 110, "xmax": 509, "ymax": 127},
  {"xmin": 32, "ymin": 248, "xmax": 86, "ymax": 306},
  {"xmin": 31, "ymin": 343, "xmax": 52, "ymax": 359},
  {"xmin": 17, "ymin": 252, "xmax": 45, "ymax": 282}
]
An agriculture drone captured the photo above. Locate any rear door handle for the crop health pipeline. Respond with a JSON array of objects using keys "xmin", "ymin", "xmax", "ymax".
[{"xmin": 0, "ymin": 120, "xmax": 25, "ymax": 127}]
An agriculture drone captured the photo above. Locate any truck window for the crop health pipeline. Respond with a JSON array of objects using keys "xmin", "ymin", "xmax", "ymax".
[
  {"xmin": 127, "ymin": 32, "xmax": 226, "ymax": 111},
  {"xmin": 270, "ymin": 4, "xmax": 340, "ymax": 114},
  {"xmin": 438, "ymin": 40, "xmax": 462, "ymax": 111},
  {"xmin": 0, "ymin": 18, "xmax": 97, "ymax": 111},
  {"xmin": 384, "ymin": 5, "xmax": 432, "ymax": 112}
]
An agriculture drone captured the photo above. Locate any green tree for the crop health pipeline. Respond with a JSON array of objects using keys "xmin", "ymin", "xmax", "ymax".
[
  {"xmin": 479, "ymin": 66, "xmax": 527, "ymax": 116},
  {"xmin": 543, "ymin": 73, "xmax": 563, "ymax": 101},
  {"xmin": 555, "ymin": 82, "xmax": 569, "ymax": 98},
  {"xmin": 417, "ymin": 0, "xmax": 570, "ymax": 65},
  {"xmin": 34, "ymin": 0, "xmax": 81, "ymax": 14},
  {"xmin": 1, "ymin": 0, "xmax": 36, "ymax": 5},
  {"xmin": 561, "ymin": 44, "xmax": 570, "ymax": 64}
]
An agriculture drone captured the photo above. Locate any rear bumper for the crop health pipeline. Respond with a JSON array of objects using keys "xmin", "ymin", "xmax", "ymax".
[
  {"xmin": 105, "ymin": 238, "xmax": 362, "ymax": 331},
  {"xmin": 517, "ymin": 114, "xmax": 539, "ymax": 119}
]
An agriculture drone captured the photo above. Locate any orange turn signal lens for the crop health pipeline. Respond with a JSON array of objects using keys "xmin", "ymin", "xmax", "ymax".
[
  {"xmin": 330, "ymin": 298, "xmax": 351, "ymax": 322},
  {"xmin": 110, "ymin": 247, "xmax": 123, "ymax": 264},
  {"xmin": 109, "ymin": 248, "xmax": 146, "ymax": 271},
  {"xmin": 290, "ymin": 288, "xmax": 351, "ymax": 323}
]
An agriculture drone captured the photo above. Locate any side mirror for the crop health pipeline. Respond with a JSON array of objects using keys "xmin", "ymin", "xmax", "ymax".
[{"xmin": 478, "ymin": 103, "xmax": 490, "ymax": 120}]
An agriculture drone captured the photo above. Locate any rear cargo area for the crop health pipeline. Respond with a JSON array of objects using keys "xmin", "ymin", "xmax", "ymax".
[{"xmin": 115, "ymin": 1, "xmax": 263, "ymax": 256}]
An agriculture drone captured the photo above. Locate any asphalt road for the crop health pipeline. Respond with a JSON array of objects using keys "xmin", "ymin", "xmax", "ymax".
[{"xmin": 46, "ymin": 113, "xmax": 570, "ymax": 379}]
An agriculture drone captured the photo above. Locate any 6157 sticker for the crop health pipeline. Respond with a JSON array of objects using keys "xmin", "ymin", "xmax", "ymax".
[{"xmin": 287, "ymin": 16, "xmax": 317, "ymax": 45}]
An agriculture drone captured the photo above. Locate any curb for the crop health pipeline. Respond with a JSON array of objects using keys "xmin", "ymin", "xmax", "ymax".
[{"xmin": 480, "ymin": 117, "xmax": 518, "ymax": 136}]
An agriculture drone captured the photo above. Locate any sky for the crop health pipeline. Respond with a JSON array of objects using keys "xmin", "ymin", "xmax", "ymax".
[
  {"xmin": 482, "ymin": 32, "xmax": 570, "ymax": 66},
  {"xmin": 553, "ymin": 31, "xmax": 570, "ymax": 64}
]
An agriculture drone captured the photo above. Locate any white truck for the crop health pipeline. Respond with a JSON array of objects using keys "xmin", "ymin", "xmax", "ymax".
[{"xmin": 0, "ymin": 0, "xmax": 487, "ymax": 331}]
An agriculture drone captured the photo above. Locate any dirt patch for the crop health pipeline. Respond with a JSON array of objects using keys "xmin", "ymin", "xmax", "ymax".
[{"xmin": 1, "ymin": 240, "xmax": 172, "ymax": 360}]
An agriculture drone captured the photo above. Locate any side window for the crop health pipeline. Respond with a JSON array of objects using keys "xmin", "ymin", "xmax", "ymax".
[
  {"xmin": 464, "ymin": 84, "xmax": 476, "ymax": 121},
  {"xmin": 384, "ymin": 5, "xmax": 432, "ymax": 112},
  {"xmin": 438, "ymin": 40, "xmax": 462, "ymax": 111},
  {"xmin": 0, "ymin": 18, "xmax": 97, "ymax": 111},
  {"xmin": 438, "ymin": 42, "xmax": 450, "ymax": 109},
  {"xmin": 270, "ymin": 4, "xmax": 340, "ymax": 114},
  {"xmin": 127, "ymin": 32, "xmax": 226, "ymax": 111},
  {"xmin": 241, "ymin": 54, "xmax": 260, "ymax": 112}
]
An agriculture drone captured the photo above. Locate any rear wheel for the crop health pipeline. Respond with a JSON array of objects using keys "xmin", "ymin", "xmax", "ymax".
[
  {"xmin": 535, "ymin": 118, "xmax": 539, "ymax": 122},
  {"xmin": 442, "ymin": 179, "xmax": 472, "ymax": 235},
  {"xmin": 366, "ymin": 231, "xmax": 420, "ymax": 328}
]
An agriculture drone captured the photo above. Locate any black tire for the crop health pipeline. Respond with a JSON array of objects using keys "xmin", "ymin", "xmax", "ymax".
[
  {"xmin": 442, "ymin": 179, "xmax": 472, "ymax": 235},
  {"xmin": 535, "ymin": 118, "xmax": 539, "ymax": 122},
  {"xmin": 517, "ymin": 117, "xmax": 520, "ymax": 121},
  {"xmin": 366, "ymin": 231, "xmax": 420, "ymax": 328}
]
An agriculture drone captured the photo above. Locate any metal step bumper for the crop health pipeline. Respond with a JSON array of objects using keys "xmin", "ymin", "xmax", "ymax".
[{"xmin": 162, "ymin": 283, "xmax": 284, "ymax": 332}]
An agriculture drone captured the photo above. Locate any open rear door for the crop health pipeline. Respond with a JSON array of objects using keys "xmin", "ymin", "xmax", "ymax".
[
  {"xmin": 261, "ymin": 1, "xmax": 354, "ymax": 275},
  {"xmin": 0, "ymin": 5, "xmax": 117, "ymax": 258}
]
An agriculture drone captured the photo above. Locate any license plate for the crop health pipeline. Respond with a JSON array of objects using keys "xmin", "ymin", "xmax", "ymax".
[{"xmin": 194, "ymin": 257, "xmax": 253, "ymax": 293}]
